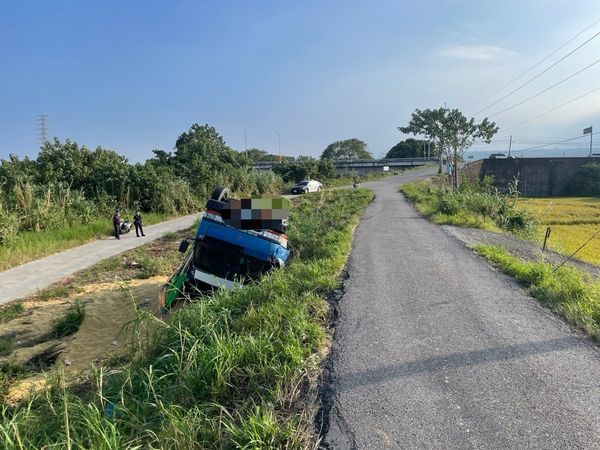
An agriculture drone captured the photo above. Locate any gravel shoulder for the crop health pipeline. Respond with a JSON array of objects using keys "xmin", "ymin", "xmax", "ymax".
[{"xmin": 441, "ymin": 225, "xmax": 600, "ymax": 277}]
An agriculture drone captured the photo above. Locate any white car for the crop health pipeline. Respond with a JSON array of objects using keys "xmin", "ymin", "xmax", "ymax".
[{"xmin": 291, "ymin": 179, "xmax": 323, "ymax": 194}]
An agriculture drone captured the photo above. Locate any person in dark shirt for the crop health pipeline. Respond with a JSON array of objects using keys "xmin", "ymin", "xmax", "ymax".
[
  {"xmin": 112, "ymin": 209, "xmax": 121, "ymax": 240},
  {"xmin": 134, "ymin": 209, "xmax": 145, "ymax": 237}
]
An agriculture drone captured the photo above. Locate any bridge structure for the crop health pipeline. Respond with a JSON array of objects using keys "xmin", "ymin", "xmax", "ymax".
[{"xmin": 252, "ymin": 157, "xmax": 435, "ymax": 176}]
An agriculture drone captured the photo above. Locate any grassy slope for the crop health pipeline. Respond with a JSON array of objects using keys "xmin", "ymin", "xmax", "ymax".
[
  {"xmin": 0, "ymin": 189, "xmax": 373, "ymax": 449},
  {"xmin": 400, "ymin": 179, "xmax": 501, "ymax": 231},
  {"xmin": 474, "ymin": 244, "xmax": 600, "ymax": 341},
  {"xmin": 516, "ymin": 197, "xmax": 600, "ymax": 265},
  {"xmin": 0, "ymin": 212, "xmax": 177, "ymax": 271}
]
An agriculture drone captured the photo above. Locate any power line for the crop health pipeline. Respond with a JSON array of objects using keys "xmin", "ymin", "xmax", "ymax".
[
  {"xmin": 487, "ymin": 56, "xmax": 600, "ymax": 118},
  {"xmin": 467, "ymin": 15, "xmax": 600, "ymax": 112},
  {"xmin": 511, "ymin": 131, "xmax": 600, "ymax": 153},
  {"xmin": 473, "ymin": 29, "xmax": 600, "ymax": 116},
  {"xmin": 502, "ymin": 85, "xmax": 600, "ymax": 132}
]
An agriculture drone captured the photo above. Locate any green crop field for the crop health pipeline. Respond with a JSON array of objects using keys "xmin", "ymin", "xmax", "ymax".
[{"xmin": 516, "ymin": 197, "xmax": 600, "ymax": 266}]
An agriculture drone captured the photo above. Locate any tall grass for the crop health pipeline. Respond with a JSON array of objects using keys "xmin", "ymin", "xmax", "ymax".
[
  {"xmin": 0, "ymin": 189, "xmax": 373, "ymax": 448},
  {"xmin": 0, "ymin": 212, "xmax": 174, "ymax": 271},
  {"xmin": 474, "ymin": 244, "xmax": 600, "ymax": 340},
  {"xmin": 401, "ymin": 177, "xmax": 536, "ymax": 234}
]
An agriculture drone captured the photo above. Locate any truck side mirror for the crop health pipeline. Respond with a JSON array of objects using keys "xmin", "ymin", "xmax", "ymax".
[{"xmin": 178, "ymin": 239, "xmax": 190, "ymax": 253}]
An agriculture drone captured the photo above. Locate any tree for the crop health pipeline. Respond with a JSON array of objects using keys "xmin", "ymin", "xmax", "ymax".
[
  {"xmin": 399, "ymin": 108, "xmax": 498, "ymax": 188},
  {"xmin": 36, "ymin": 138, "xmax": 92, "ymax": 190},
  {"xmin": 0, "ymin": 154, "xmax": 37, "ymax": 191},
  {"xmin": 86, "ymin": 147, "xmax": 130, "ymax": 200},
  {"xmin": 386, "ymin": 138, "xmax": 436, "ymax": 159},
  {"xmin": 172, "ymin": 124, "xmax": 248, "ymax": 197},
  {"xmin": 245, "ymin": 148, "xmax": 281, "ymax": 162},
  {"xmin": 321, "ymin": 138, "xmax": 372, "ymax": 160},
  {"xmin": 272, "ymin": 157, "xmax": 336, "ymax": 182}
]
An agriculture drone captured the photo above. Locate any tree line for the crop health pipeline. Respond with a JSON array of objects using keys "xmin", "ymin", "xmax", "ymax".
[{"xmin": 0, "ymin": 124, "xmax": 281, "ymax": 243}]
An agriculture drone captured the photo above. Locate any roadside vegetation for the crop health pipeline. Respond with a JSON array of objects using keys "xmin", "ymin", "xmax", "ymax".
[
  {"xmin": 51, "ymin": 301, "xmax": 85, "ymax": 338},
  {"xmin": 516, "ymin": 197, "xmax": 600, "ymax": 266},
  {"xmin": 0, "ymin": 189, "xmax": 372, "ymax": 448},
  {"xmin": 474, "ymin": 244, "xmax": 600, "ymax": 340},
  {"xmin": 0, "ymin": 124, "xmax": 284, "ymax": 270},
  {"xmin": 400, "ymin": 177, "xmax": 536, "ymax": 234}
]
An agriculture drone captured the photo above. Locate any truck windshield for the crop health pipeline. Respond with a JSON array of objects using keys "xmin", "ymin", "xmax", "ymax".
[{"xmin": 193, "ymin": 236, "xmax": 269, "ymax": 282}]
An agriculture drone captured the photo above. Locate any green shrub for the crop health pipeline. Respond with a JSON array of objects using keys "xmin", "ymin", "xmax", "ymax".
[
  {"xmin": 401, "ymin": 177, "xmax": 536, "ymax": 233},
  {"xmin": 564, "ymin": 163, "xmax": 600, "ymax": 196}
]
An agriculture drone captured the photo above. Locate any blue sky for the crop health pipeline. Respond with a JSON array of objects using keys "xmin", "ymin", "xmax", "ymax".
[{"xmin": 1, "ymin": 0, "xmax": 600, "ymax": 161}]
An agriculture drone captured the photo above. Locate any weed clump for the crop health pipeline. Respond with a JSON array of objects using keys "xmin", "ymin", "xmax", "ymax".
[
  {"xmin": 0, "ymin": 303, "xmax": 24, "ymax": 323},
  {"xmin": 52, "ymin": 301, "xmax": 85, "ymax": 338}
]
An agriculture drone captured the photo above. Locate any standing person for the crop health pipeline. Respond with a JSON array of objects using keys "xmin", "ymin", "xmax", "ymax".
[
  {"xmin": 112, "ymin": 209, "xmax": 121, "ymax": 240},
  {"xmin": 133, "ymin": 208, "xmax": 145, "ymax": 237}
]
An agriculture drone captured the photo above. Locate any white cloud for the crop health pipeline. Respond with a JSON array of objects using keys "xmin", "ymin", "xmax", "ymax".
[{"xmin": 434, "ymin": 44, "xmax": 517, "ymax": 61}]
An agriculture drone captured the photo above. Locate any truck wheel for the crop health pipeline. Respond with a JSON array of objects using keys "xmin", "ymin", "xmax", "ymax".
[{"xmin": 210, "ymin": 187, "xmax": 229, "ymax": 202}]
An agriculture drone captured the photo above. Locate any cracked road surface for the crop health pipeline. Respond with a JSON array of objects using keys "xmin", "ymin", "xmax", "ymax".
[{"xmin": 322, "ymin": 171, "xmax": 600, "ymax": 449}]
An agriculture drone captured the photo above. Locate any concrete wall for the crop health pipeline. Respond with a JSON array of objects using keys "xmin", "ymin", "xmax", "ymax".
[{"xmin": 459, "ymin": 157, "xmax": 600, "ymax": 197}]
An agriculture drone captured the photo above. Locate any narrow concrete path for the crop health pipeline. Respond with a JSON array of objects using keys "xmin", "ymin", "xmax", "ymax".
[
  {"xmin": 322, "ymin": 172, "xmax": 600, "ymax": 449},
  {"xmin": 0, "ymin": 214, "xmax": 198, "ymax": 306}
]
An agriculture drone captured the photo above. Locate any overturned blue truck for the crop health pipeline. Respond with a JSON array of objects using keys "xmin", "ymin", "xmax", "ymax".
[{"xmin": 160, "ymin": 187, "xmax": 291, "ymax": 310}]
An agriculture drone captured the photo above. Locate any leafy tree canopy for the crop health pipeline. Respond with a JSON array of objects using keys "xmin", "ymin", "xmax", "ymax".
[
  {"xmin": 385, "ymin": 138, "xmax": 436, "ymax": 159},
  {"xmin": 245, "ymin": 148, "xmax": 282, "ymax": 162},
  {"xmin": 321, "ymin": 138, "xmax": 372, "ymax": 160},
  {"xmin": 272, "ymin": 157, "xmax": 335, "ymax": 182},
  {"xmin": 172, "ymin": 124, "xmax": 249, "ymax": 196},
  {"xmin": 399, "ymin": 107, "xmax": 498, "ymax": 186}
]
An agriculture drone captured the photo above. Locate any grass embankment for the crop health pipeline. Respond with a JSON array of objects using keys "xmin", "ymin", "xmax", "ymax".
[
  {"xmin": 0, "ymin": 212, "xmax": 176, "ymax": 271},
  {"xmin": 474, "ymin": 244, "xmax": 600, "ymax": 340},
  {"xmin": 400, "ymin": 178, "xmax": 534, "ymax": 233},
  {"xmin": 0, "ymin": 189, "xmax": 372, "ymax": 449},
  {"xmin": 516, "ymin": 197, "xmax": 600, "ymax": 266}
]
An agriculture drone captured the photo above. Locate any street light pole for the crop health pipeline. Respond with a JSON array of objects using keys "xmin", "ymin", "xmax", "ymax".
[{"xmin": 276, "ymin": 131, "xmax": 281, "ymax": 162}]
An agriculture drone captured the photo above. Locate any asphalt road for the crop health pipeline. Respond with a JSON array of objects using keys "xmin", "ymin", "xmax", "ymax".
[{"xmin": 322, "ymin": 170, "xmax": 600, "ymax": 449}]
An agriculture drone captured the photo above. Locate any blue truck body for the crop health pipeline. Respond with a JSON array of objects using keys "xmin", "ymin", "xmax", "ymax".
[{"xmin": 160, "ymin": 191, "xmax": 290, "ymax": 310}]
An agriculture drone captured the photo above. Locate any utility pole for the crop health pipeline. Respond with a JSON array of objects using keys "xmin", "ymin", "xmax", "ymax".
[
  {"xmin": 37, "ymin": 115, "xmax": 48, "ymax": 145},
  {"xmin": 427, "ymin": 140, "xmax": 431, "ymax": 160},
  {"xmin": 439, "ymin": 102, "xmax": 447, "ymax": 175},
  {"xmin": 508, "ymin": 135, "xmax": 512, "ymax": 157},
  {"xmin": 244, "ymin": 125, "xmax": 248, "ymax": 156},
  {"xmin": 276, "ymin": 131, "xmax": 281, "ymax": 162},
  {"xmin": 583, "ymin": 126, "xmax": 593, "ymax": 157}
]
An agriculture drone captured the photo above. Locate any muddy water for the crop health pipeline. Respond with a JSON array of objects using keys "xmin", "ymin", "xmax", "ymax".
[{"xmin": 1, "ymin": 276, "xmax": 168, "ymax": 403}]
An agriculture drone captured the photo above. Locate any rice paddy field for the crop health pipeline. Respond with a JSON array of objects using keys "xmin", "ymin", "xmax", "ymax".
[{"xmin": 516, "ymin": 197, "xmax": 600, "ymax": 266}]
